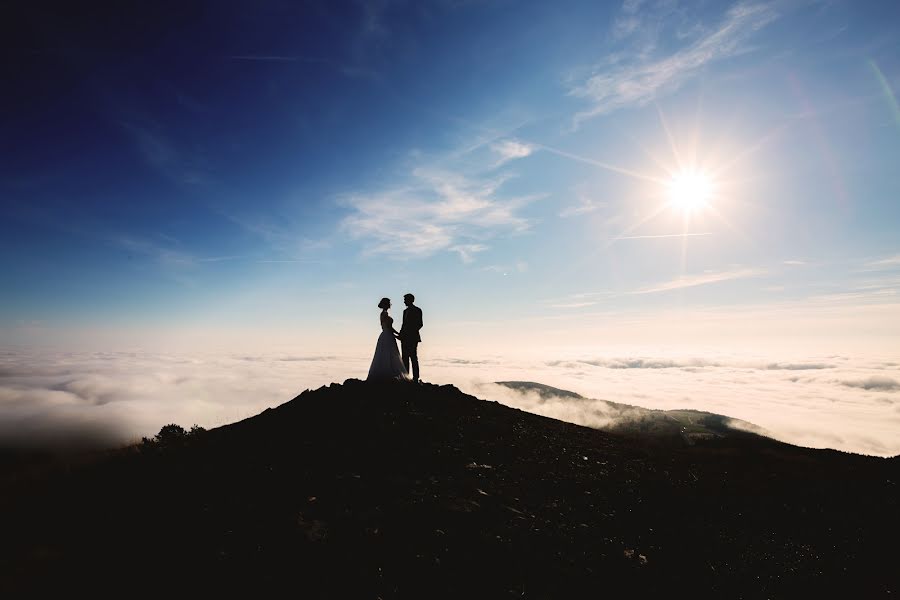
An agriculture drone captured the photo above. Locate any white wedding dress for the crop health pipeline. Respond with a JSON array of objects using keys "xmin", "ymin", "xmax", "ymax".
[{"xmin": 366, "ymin": 312, "xmax": 410, "ymax": 381}]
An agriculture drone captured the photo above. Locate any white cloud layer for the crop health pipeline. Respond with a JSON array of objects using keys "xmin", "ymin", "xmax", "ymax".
[
  {"xmin": 1, "ymin": 346, "xmax": 898, "ymax": 457},
  {"xmin": 0, "ymin": 350, "xmax": 365, "ymax": 449},
  {"xmin": 457, "ymin": 351, "xmax": 900, "ymax": 458}
]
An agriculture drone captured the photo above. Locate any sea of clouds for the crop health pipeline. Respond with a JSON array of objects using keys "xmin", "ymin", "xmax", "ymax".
[{"xmin": 1, "ymin": 347, "xmax": 898, "ymax": 457}]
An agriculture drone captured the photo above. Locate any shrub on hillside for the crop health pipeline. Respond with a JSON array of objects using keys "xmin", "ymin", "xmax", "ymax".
[{"xmin": 141, "ymin": 423, "xmax": 206, "ymax": 447}]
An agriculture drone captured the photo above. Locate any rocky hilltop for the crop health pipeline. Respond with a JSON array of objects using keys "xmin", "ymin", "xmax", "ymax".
[{"xmin": 1, "ymin": 379, "xmax": 896, "ymax": 597}]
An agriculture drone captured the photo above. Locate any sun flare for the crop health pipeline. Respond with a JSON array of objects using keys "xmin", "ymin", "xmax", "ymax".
[{"xmin": 667, "ymin": 171, "xmax": 713, "ymax": 212}]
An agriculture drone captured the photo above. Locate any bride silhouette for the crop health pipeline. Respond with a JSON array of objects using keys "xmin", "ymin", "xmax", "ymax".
[{"xmin": 366, "ymin": 298, "xmax": 410, "ymax": 381}]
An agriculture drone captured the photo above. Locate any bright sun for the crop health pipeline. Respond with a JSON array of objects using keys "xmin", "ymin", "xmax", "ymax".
[{"xmin": 666, "ymin": 171, "xmax": 713, "ymax": 212}]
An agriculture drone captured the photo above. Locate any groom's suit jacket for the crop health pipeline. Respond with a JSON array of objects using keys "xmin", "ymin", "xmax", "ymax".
[{"xmin": 399, "ymin": 305, "xmax": 423, "ymax": 343}]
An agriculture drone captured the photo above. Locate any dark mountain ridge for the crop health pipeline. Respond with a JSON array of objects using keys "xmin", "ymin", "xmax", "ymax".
[{"xmin": 1, "ymin": 379, "xmax": 896, "ymax": 597}]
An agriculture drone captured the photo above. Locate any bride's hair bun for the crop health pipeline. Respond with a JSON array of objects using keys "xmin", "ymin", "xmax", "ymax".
[{"xmin": 378, "ymin": 297, "xmax": 390, "ymax": 309}]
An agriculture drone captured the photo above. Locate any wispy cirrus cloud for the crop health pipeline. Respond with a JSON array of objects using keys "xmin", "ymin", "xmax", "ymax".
[
  {"xmin": 550, "ymin": 301, "xmax": 598, "ymax": 309},
  {"xmin": 481, "ymin": 261, "xmax": 529, "ymax": 276},
  {"xmin": 340, "ymin": 168, "xmax": 535, "ymax": 260},
  {"xmin": 227, "ymin": 54, "xmax": 378, "ymax": 80},
  {"xmin": 559, "ymin": 195, "xmax": 605, "ymax": 218},
  {"xmin": 221, "ymin": 211, "xmax": 332, "ymax": 262},
  {"xmin": 571, "ymin": 1, "xmax": 779, "ymax": 124},
  {"xmin": 632, "ymin": 267, "xmax": 766, "ymax": 294},
  {"xmin": 113, "ymin": 235, "xmax": 242, "ymax": 268},
  {"xmin": 119, "ymin": 122, "xmax": 209, "ymax": 185},
  {"xmin": 541, "ymin": 268, "xmax": 762, "ymax": 306},
  {"xmin": 228, "ymin": 55, "xmax": 331, "ymax": 63},
  {"xmin": 611, "ymin": 0, "xmax": 647, "ymax": 42},
  {"xmin": 490, "ymin": 139, "xmax": 534, "ymax": 168},
  {"xmin": 863, "ymin": 254, "xmax": 900, "ymax": 271},
  {"xmin": 615, "ymin": 232, "xmax": 714, "ymax": 241},
  {"xmin": 450, "ymin": 243, "xmax": 490, "ymax": 263}
]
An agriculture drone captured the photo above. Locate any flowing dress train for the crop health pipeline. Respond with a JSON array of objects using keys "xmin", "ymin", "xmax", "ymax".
[{"xmin": 366, "ymin": 312, "xmax": 409, "ymax": 381}]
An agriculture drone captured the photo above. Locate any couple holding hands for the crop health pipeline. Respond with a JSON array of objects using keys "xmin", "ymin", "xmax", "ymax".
[{"xmin": 366, "ymin": 293, "xmax": 423, "ymax": 383}]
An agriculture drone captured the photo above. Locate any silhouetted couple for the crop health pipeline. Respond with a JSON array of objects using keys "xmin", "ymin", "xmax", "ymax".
[{"xmin": 366, "ymin": 293, "xmax": 423, "ymax": 383}]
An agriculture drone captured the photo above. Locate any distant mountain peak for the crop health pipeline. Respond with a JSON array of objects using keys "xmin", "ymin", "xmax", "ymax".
[
  {"xmin": 494, "ymin": 380, "xmax": 585, "ymax": 400},
  {"xmin": 490, "ymin": 380, "xmax": 769, "ymax": 445}
]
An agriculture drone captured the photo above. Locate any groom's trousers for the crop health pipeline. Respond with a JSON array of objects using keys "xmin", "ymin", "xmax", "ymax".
[{"xmin": 401, "ymin": 340, "xmax": 419, "ymax": 381}]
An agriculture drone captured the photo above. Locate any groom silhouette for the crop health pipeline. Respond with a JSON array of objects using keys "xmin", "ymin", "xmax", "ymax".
[{"xmin": 398, "ymin": 293, "xmax": 423, "ymax": 382}]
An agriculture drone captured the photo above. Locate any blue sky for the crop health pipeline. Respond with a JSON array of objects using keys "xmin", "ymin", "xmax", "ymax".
[{"xmin": 3, "ymin": 0, "xmax": 900, "ymax": 355}]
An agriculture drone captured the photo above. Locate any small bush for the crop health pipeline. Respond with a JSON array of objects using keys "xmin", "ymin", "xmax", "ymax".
[
  {"xmin": 141, "ymin": 423, "xmax": 206, "ymax": 447},
  {"xmin": 155, "ymin": 424, "xmax": 188, "ymax": 443}
]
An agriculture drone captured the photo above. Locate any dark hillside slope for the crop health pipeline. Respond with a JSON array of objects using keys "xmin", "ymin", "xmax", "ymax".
[{"xmin": 1, "ymin": 379, "xmax": 896, "ymax": 598}]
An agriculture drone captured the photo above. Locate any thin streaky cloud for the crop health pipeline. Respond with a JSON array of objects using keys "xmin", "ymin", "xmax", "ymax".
[
  {"xmin": 228, "ymin": 55, "xmax": 331, "ymax": 63},
  {"xmin": 450, "ymin": 244, "xmax": 489, "ymax": 264},
  {"xmin": 809, "ymin": 289, "xmax": 898, "ymax": 304},
  {"xmin": 198, "ymin": 255, "xmax": 245, "ymax": 263},
  {"xmin": 632, "ymin": 267, "xmax": 766, "ymax": 294},
  {"xmin": 119, "ymin": 122, "xmax": 206, "ymax": 185},
  {"xmin": 852, "ymin": 274, "xmax": 900, "ymax": 291},
  {"xmin": 113, "ymin": 235, "xmax": 195, "ymax": 266},
  {"xmin": 571, "ymin": 291, "xmax": 617, "ymax": 300},
  {"xmin": 535, "ymin": 143, "xmax": 665, "ymax": 184},
  {"xmin": 491, "ymin": 139, "xmax": 534, "ymax": 168},
  {"xmin": 603, "ymin": 202, "xmax": 674, "ymax": 249},
  {"xmin": 616, "ymin": 232, "xmax": 714, "ymax": 240},
  {"xmin": 559, "ymin": 196, "xmax": 605, "ymax": 217},
  {"xmin": 113, "ymin": 236, "xmax": 244, "ymax": 268},
  {"xmin": 256, "ymin": 260, "xmax": 322, "ymax": 264},
  {"xmin": 550, "ymin": 301, "xmax": 598, "ymax": 309},
  {"xmin": 571, "ymin": 2, "xmax": 779, "ymax": 124},
  {"xmin": 611, "ymin": 0, "xmax": 648, "ymax": 41},
  {"xmin": 864, "ymin": 254, "xmax": 900, "ymax": 270},
  {"xmin": 443, "ymin": 118, "xmax": 534, "ymax": 162},
  {"xmin": 541, "ymin": 291, "xmax": 617, "ymax": 306}
]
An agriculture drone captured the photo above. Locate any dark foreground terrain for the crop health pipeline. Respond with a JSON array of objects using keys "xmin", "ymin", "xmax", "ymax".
[{"xmin": 1, "ymin": 380, "xmax": 897, "ymax": 597}]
